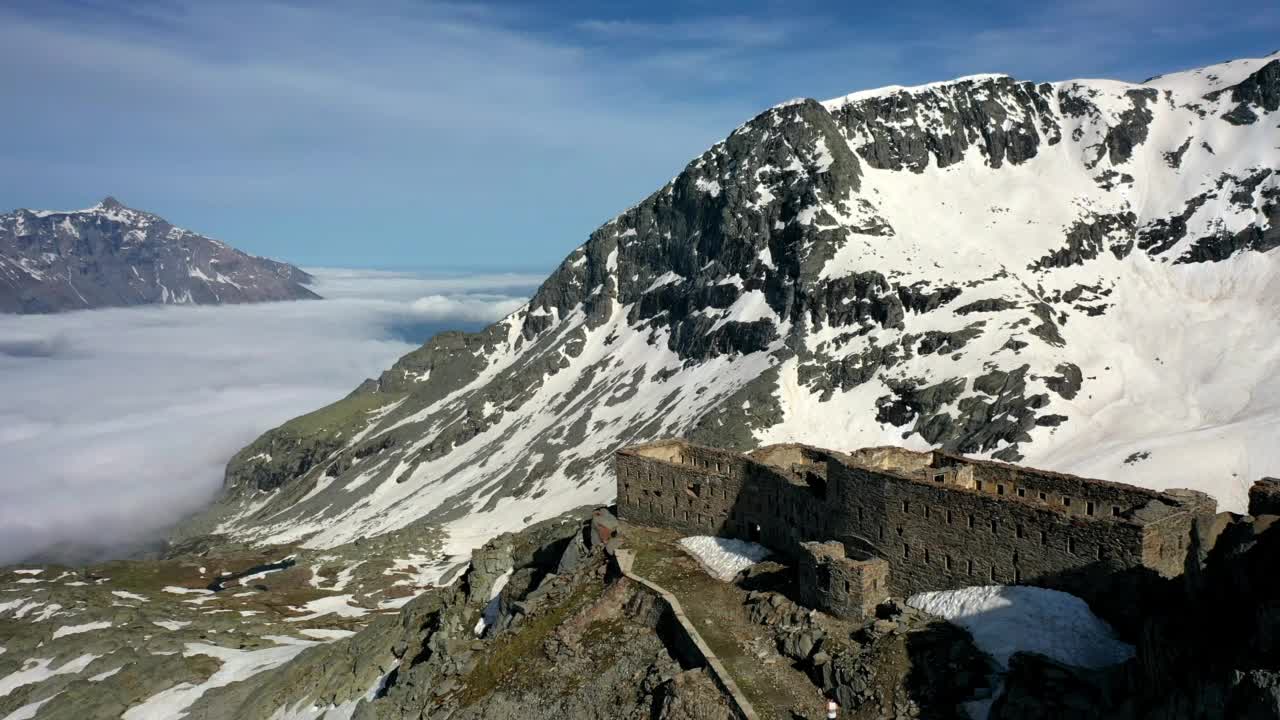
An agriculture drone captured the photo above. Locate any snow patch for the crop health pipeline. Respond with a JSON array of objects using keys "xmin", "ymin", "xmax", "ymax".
[
  {"xmin": 51, "ymin": 621, "xmax": 112, "ymax": 639},
  {"xmin": 908, "ymin": 585, "xmax": 1133, "ymax": 669},
  {"xmin": 678, "ymin": 536, "xmax": 771, "ymax": 581},
  {"xmin": 123, "ymin": 638, "xmax": 317, "ymax": 719},
  {"xmin": 0, "ymin": 654, "xmax": 99, "ymax": 697}
]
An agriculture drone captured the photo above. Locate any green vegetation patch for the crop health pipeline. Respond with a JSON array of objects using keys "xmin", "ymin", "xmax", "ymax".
[{"xmin": 455, "ymin": 577, "xmax": 606, "ymax": 706}]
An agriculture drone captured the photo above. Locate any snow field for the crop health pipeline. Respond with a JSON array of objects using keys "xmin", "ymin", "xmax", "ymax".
[{"xmin": 907, "ymin": 585, "xmax": 1134, "ymax": 670}]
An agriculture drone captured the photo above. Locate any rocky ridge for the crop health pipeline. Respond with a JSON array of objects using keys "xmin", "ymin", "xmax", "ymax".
[
  {"xmin": 185, "ymin": 52, "xmax": 1280, "ymax": 574},
  {"xmin": 0, "ymin": 197, "xmax": 318, "ymax": 313}
]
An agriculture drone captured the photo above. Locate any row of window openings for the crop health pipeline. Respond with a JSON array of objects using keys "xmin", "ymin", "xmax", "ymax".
[
  {"xmin": 866, "ymin": 505, "xmax": 1059, "ymax": 543},
  {"xmin": 634, "ymin": 496, "xmax": 1180, "ymax": 562},
  {"xmin": 881, "ymin": 520, "xmax": 1104, "ymax": 559},
  {"xmin": 902, "ymin": 496, "xmax": 1118, "ymax": 520},
  {"xmin": 675, "ymin": 455, "xmax": 734, "ymax": 475},
  {"xmin": 928, "ymin": 478, "xmax": 1123, "ymax": 517},
  {"xmin": 630, "ymin": 486, "xmax": 813, "ymax": 528},
  {"xmin": 901, "ymin": 544, "xmax": 1028, "ymax": 583},
  {"xmin": 633, "ymin": 497, "xmax": 816, "ymax": 537},
  {"xmin": 625, "ymin": 478, "xmax": 731, "ymax": 502}
]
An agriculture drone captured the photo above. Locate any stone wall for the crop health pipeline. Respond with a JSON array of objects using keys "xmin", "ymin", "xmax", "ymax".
[
  {"xmin": 796, "ymin": 541, "xmax": 890, "ymax": 620},
  {"xmin": 835, "ymin": 461, "xmax": 1149, "ymax": 597},
  {"xmin": 616, "ymin": 441, "xmax": 834, "ymax": 559},
  {"xmin": 615, "ymin": 442, "xmax": 748, "ymax": 537},
  {"xmin": 617, "ymin": 439, "xmax": 1216, "ymax": 613},
  {"xmin": 1136, "ymin": 489, "xmax": 1219, "ymax": 577},
  {"xmin": 947, "ymin": 454, "xmax": 1167, "ymax": 519},
  {"xmin": 614, "ymin": 549, "xmax": 759, "ymax": 720}
]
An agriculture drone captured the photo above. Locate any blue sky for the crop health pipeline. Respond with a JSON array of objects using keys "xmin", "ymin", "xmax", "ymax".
[{"xmin": 1, "ymin": 1, "xmax": 1276, "ymax": 270}]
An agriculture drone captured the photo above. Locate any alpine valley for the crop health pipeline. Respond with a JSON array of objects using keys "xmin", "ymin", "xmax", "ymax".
[{"xmin": 2, "ymin": 51, "xmax": 1279, "ymax": 719}]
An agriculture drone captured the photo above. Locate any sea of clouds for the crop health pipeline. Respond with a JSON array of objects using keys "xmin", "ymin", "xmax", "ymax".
[{"xmin": 0, "ymin": 268, "xmax": 540, "ymax": 565}]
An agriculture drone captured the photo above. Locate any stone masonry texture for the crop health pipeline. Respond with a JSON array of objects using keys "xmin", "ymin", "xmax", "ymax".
[{"xmin": 615, "ymin": 440, "xmax": 1220, "ymax": 617}]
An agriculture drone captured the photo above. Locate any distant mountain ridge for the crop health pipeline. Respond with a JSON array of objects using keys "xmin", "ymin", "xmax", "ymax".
[{"xmin": 0, "ymin": 197, "xmax": 318, "ymax": 313}]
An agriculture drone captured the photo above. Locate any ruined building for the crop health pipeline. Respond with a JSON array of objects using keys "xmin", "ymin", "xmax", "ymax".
[{"xmin": 614, "ymin": 440, "xmax": 1219, "ymax": 620}]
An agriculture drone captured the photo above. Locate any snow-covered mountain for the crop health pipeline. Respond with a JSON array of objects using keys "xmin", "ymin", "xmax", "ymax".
[
  {"xmin": 0, "ymin": 197, "xmax": 318, "ymax": 313},
  {"xmin": 191, "ymin": 52, "xmax": 1280, "ymax": 576}
]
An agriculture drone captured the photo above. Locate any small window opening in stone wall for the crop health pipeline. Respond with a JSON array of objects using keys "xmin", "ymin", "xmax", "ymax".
[
  {"xmin": 896, "ymin": 526, "xmax": 904, "ymax": 537},
  {"xmin": 879, "ymin": 526, "xmax": 885, "ymax": 540},
  {"xmin": 845, "ymin": 579, "xmax": 851, "ymax": 592},
  {"xmin": 1040, "ymin": 530, "xmax": 1048, "ymax": 545},
  {"xmin": 924, "ymin": 505, "xmax": 931, "ymax": 519},
  {"xmin": 1112, "ymin": 506, "xmax": 1121, "ymax": 517},
  {"xmin": 966, "ymin": 559, "xmax": 974, "ymax": 575},
  {"xmin": 1097, "ymin": 546, "xmax": 1104, "ymax": 560},
  {"xmin": 1016, "ymin": 524, "xmax": 1025, "ymax": 539},
  {"xmin": 1015, "ymin": 568, "xmax": 1022, "ymax": 583},
  {"xmin": 1013, "ymin": 550, "xmax": 1020, "ymax": 564},
  {"xmin": 989, "ymin": 565, "xmax": 996, "ymax": 581},
  {"xmin": 924, "ymin": 548, "xmax": 931, "ymax": 564},
  {"xmin": 1068, "ymin": 537, "xmax": 1076, "ymax": 555},
  {"xmin": 947, "ymin": 509, "xmax": 954, "ymax": 525},
  {"xmin": 976, "ymin": 480, "xmax": 984, "ymax": 491},
  {"xmin": 991, "ymin": 518, "xmax": 999, "ymax": 534},
  {"xmin": 858, "ymin": 506, "xmax": 865, "ymax": 522},
  {"xmin": 968, "ymin": 514, "xmax": 975, "ymax": 529},
  {"xmin": 902, "ymin": 500, "xmax": 910, "ymax": 513},
  {"xmin": 1039, "ymin": 491, "xmax": 1048, "ymax": 501},
  {"xmin": 873, "ymin": 578, "xmax": 880, "ymax": 590},
  {"xmin": 1017, "ymin": 487, "xmax": 1026, "ymax": 498},
  {"xmin": 903, "ymin": 544, "xmax": 911, "ymax": 559},
  {"xmin": 945, "ymin": 555, "xmax": 953, "ymax": 571},
  {"xmin": 1063, "ymin": 496, "xmax": 1072, "ymax": 508},
  {"xmin": 997, "ymin": 484, "xmax": 1006, "ymax": 495},
  {"xmin": 934, "ymin": 473, "xmax": 945, "ymax": 483},
  {"xmin": 1086, "ymin": 501, "xmax": 1095, "ymax": 516}
]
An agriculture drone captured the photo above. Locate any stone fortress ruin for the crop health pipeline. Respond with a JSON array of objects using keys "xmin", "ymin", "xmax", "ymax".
[{"xmin": 615, "ymin": 440, "xmax": 1220, "ymax": 620}]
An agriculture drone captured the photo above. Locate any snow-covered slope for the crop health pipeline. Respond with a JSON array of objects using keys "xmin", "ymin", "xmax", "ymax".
[
  {"xmin": 191, "ymin": 52, "xmax": 1280, "ymax": 576},
  {"xmin": 0, "ymin": 197, "xmax": 318, "ymax": 313}
]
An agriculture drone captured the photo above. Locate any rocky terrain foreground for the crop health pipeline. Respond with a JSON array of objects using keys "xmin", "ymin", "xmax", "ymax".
[
  {"xmin": 5, "ymin": 501, "xmax": 1278, "ymax": 718},
  {"xmin": 0, "ymin": 197, "xmax": 318, "ymax": 313}
]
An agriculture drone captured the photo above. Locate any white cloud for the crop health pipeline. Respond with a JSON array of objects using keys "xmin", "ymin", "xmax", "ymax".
[
  {"xmin": 0, "ymin": 269, "xmax": 534, "ymax": 565},
  {"xmin": 408, "ymin": 294, "xmax": 526, "ymax": 322}
]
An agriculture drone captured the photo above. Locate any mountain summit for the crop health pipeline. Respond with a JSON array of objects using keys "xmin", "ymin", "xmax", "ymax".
[
  {"xmin": 0, "ymin": 198, "xmax": 318, "ymax": 313},
  {"xmin": 189, "ymin": 53, "xmax": 1279, "ymax": 575}
]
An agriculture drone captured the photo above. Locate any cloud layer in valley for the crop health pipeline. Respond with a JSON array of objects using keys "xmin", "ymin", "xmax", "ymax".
[{"xmin": 0, "ymin": 269, "xmax": 539, "ymax": 565}]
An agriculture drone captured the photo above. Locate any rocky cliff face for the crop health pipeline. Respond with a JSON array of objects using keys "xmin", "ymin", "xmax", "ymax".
[
  {"xmin": 184, "ymin": 52, "xmax": 1280, "ymax": 583},
  {"xmin": 0, "ymin": 197, "xmax": 318, "ymax": 313}
]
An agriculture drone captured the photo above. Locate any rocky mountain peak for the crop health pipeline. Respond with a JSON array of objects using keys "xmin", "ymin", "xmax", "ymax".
[
  {"xmin": 0, "ymin": 200, "xmax": 319, "ymax": 313},
  {"xmin": 191, "ymin": 52, "xmax": 1279, "ymax": 594}
]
